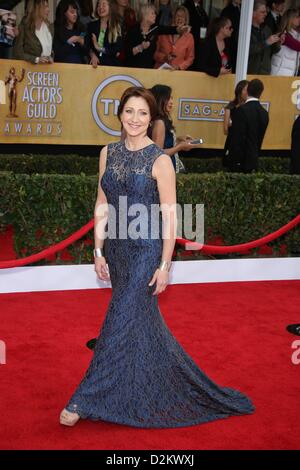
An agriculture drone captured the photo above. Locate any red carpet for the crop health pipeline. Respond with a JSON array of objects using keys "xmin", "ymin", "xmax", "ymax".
[{"xmin": 0, "ymin": 281, "xmax": 300, "ymax": 450}]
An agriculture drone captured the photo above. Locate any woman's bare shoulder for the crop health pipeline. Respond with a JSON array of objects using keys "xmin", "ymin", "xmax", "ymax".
[{"xmin": 152, "ymin": 153, "xmax": 174, "ymax": 179}]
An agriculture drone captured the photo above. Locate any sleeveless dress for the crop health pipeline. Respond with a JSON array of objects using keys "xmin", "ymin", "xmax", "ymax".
[{"xmin": 64, "ymin": 141, "xmax": 255, "ymax": 428}]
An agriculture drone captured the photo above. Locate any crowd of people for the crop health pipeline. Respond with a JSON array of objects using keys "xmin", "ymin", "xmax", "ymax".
[
  {"xmin": 1, "ymin": 0, "xmax": 300, "ymax": 174},
  {"xmin": 1, "ymin": 0, "xmax": 300, "ymax": 76}
]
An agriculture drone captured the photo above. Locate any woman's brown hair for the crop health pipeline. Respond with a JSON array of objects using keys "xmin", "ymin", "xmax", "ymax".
[{"xmin": 117, "ymin": 87, "xmax": 158, "ymax": 123}]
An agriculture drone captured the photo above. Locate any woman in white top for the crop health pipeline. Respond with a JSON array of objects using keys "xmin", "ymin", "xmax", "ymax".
[
  {"xmin": 271, "ymin": 8, "xmax": 300, "ymax": 76},
  {"xmin": 13, "ymin": 0, "xmax": 53, "ymax": 64}
]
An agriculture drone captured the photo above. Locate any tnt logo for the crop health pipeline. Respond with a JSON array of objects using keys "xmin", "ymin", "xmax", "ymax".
[
  {"xmin": 291, "ymin": 340, "xmax": 300, "ymax": 365},
  {"xmin": 91, "ymin": 74, "xmax": 143, "ymax": 136},
  {"xmin": 0, "ymin": 340, "xmax": 6, "ymax": 365}
]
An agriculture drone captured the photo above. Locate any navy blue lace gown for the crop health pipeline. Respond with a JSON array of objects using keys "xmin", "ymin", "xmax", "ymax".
[{"xmin": 65, "ymin": 141, "xmax": 255, "ymax": 428}]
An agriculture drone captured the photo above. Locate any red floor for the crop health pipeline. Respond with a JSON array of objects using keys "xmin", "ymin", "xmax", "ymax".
[{"xmin": 0, "ymin": 280, "xmax": 300, "ymax": 450}]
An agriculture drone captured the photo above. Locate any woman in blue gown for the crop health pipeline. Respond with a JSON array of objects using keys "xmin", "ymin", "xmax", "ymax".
[{"xmin": 59, "ymin": 86, "xmax": 255, "ymax": 428}]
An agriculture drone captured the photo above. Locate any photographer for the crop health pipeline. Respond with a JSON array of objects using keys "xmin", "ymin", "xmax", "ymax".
[{"xmin": 248, "ymin": 0, "xmax": 284, "ymax": 75}]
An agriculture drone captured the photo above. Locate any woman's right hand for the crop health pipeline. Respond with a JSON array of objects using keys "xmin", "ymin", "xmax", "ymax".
[
  {"xmin": 92, "ymin": 33, "xmax": 101, "ymax": 51},
  {"xmin": 94, "ymin": 257, "xmax": 110, "ymax": 281},
  {"xmin": 142, "ymin": 41, "xmax": 150, "ymax": 50},
  {"xmin": 39, "ymin": 56, "xmax": 51, "ymax": 63},
  {"xmin": 90, "ymin": 54, "xmax": 100, "ymax": 68},
  {"xmin": 178, "ymin": 141, "xmax": 193, "ymax": 152},
  {"xmin": 220, "ymin": 66, "xmax": 231, "ymax": 75}
]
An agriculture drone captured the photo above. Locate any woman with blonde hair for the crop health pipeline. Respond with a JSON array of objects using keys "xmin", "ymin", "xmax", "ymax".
[
  {"xmin": 110, "ymin": 0, "xmax": 136, "ymax": 63},
  {"xmin": 271, "ymin": 8, "xmax": 300, "ymax": 76},
  {"xmin": 125, "ymin": 3, "xmax": 189, "ymax": 68},
  {"xmin": 111, "ymin": 0, "xmax": 136, "ymax": 32},
  {"xmin": 13, "ymin": 0, "xmax": 53, "ymax": 64},
  {"xmin": 154, "ymin": 5, "xmax": 194, "ymax": 70}
]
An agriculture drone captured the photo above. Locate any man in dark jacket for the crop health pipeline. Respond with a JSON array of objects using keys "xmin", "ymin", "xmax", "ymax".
[
  {"xmin": 248, "ymin": 0, "xmax": 282, "ymax": 75},
  {"xmin": 221, "ymin": 0, "xmax": 241, "ymax": 72},
  {"xmin": 226, "ymin": 79, "xmax": 269, "ymax": 173}
]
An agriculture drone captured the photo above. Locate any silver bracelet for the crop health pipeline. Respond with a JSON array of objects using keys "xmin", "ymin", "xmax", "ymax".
[
  {"xmin": 158, "ymin": 260, "xmax": 171, "ymax": 272},
  {"xmin": 93, "ymin": 247, "xmax": 104, "ymax": 258}
]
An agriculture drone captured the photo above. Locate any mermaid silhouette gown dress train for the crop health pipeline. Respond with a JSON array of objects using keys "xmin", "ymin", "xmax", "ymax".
[{"xmin": 64, "ymin": 141, "xmax": 255, "ymax": 428}]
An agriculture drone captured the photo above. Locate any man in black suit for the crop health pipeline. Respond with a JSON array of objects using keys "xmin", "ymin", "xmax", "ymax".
[
  {"xmin": 290, "ymin": 114, "xmax": 300, "ymax": 174},
  {"xmin": 183, "ymin": 0, "xmax": 209, "ymax": 70},
  {"xmin": 225, "ymin": 79, "xmax": 269, "ymax": 173}
]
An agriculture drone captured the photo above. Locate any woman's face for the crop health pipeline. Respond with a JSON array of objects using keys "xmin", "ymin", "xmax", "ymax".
[
  {"xmin": 174, "ymin": 10, "xmax": 186, "ymax": 28},
  {"xmin": 291, "ymin": 14, "xmax": 300, "ymax": 29},
  {"xmin": 165, "ymin": 95, "xmax": 173, "ymax": 114},
  {"xmin": 241, "ymin": 85, "xmax": 248, "ymax": 102},
  {"xmin": 120, "ymin": 96, "xmax": 151, "ymax": 138},
  {"xmin": 97, "ymin": 0, "xmax": 109, "ymax": 18},
  {"xmin": 65, "ymin": 5, "xmax": 78, "ymax": 25},
  {"xmin": 39, "ymin": 1, "xmax": 50, "ymax": 20},
  {"xmin": 221, "ymin": 20, "xmax": 233, "ymax": 38},
  {"xmin": 144, "ymin": 8, "xmax": 156, "ymax": 26}
]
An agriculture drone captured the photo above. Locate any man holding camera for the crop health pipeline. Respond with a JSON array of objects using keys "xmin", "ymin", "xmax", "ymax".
[{"xmin": 248, "ymin": 0, "xmax": 285, "ymax": 75}]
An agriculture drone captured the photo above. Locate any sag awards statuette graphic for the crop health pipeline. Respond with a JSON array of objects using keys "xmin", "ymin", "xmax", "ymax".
[
  {"xmin": 5, "ymin": 66, "xmax": 25, "ymax": 117},
  {"xmin": 2, "ymin": 66, "xmax": 63, "ymax": 137}
]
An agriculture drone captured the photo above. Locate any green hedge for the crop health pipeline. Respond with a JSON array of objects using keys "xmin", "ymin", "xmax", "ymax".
[
  {"xmin": 1, "ymin": 171, "xmax": 299, "ymax": 264},
  {"xmin": 0, "ymin": 154, "xmax": 99, "ymax": 175},
  {"xmin": 0, "ymin": 153, "xmax": 291, "ymax": 175}
]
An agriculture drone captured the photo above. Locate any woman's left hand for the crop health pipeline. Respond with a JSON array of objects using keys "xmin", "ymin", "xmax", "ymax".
[{"xmin": 148, "ymin": 269, "xmax": 169, "ymax": 295}]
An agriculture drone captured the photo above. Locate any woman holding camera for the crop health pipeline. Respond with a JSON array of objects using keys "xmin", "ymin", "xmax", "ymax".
[{"xmin": 271, "ymin": 8, "xmax": 300, "ymax": 76}]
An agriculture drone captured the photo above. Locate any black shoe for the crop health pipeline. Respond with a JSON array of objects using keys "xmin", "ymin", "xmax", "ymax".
[
  {"xmin": 286, "ymin": 324, "xmax": 300, "ymax": 336},
  {"xmin": 86, "ymin": 338, "xmax": 97, "ymax": 350}
]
